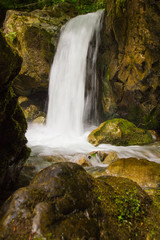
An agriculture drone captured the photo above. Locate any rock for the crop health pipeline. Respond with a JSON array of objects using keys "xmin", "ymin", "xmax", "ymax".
[
  {"xmin": 88, "ymin": 118, "xmax": 153, "ymax": 146},
  {"xmin": 103, "ymin": 151, "xmax": 119, "ymax": 164},
  {"xmin": 87, "ymin": 151, "xmax": 108, "ymax": 162},
  {"xmin": 18, "ymin": 96, "xmax": 29, "ymax": 105},
  {"xmin": 3, "ymin": 3, "xmax": 78, "ymax": 117},
  {"xmin": 24, "ymin": 104, "xmax": 39, "ymax": 120},
  {"xmin": 1, "ymin": 162, "xmax": 159, "ymax": 240},
  {"xmin": 86, "ymin": 151, "xmax": 119, "ymax": 165},
  {"xmin": 149, "ymin": 130, "xmax": 160, "ymax": 141},
  {"xmin": 0, "ymin": 31, "xmax": 30, "ymax": 192},
  {"xmin": 77, "ymin": 156, "xmax": 91, "ymax": 167},
  {"xmin": 98, "ymin": 0, "xmax": 160, "ymax": 131},
  {"xmin": 106, "ymin": 158, "xmax": 160, "ymax": 189},
  {"xmin": 33, "ymin": 116, "xmax": 46, "ymax": 124}
]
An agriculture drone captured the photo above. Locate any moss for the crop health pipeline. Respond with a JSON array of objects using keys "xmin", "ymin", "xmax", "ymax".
[
  {"xmin": 1, "ymin": 162, "xmax": 160, "ymax": 239},
  {"xmin": 92, "ymin": 176, "xmax": 152, "ymax": 239},
  {"xmin": 88, "ymin": 118, "xmax": 153, "ymax": 146}
]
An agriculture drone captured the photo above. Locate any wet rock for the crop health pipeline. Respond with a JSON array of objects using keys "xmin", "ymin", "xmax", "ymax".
[
  {"xmin": 33, "ymin": 116, "xmax": 46, "ymax": 124},
  {"xmin": 103, "ymin": 151, "xmax": 119, "ymax": 164},
  {"xmin": 3, "ymin": 3, "xmax": 78, "ymax": 118},
  {"xmin": 149, "ymin": 130, "xmax": 160, "ymax": 141},
  {"xmin": 98, "ymin": 0, "xmax": 160, "ymax": 130},
  {"xmin": 77, "ymin": 156, "xmax": 91, "ymax": 167},
  {"xmin": 0, "ymin": 31, "xmax": 30, "ymax": 192},
  {"xmin": 106, "ymin": 158, "xmax": 160, "ymax": 189},
  {"xmin": 87, "ymin": 151, "xmax": 108, "ymax": 162},
  {"xmin": 88, "ymin": 118, "xmax": 153, "ymax": 146},
  {"xmin": 1, "ymin": 162, "xmax": 158, "ymax": 239}
]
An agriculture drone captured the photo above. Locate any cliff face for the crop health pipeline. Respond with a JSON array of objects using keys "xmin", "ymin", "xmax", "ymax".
[
  {"xmin": 98, "ymin": 0, "xmax": 160, "ymax": 130},
  {"xmin": 0, "ymin": 31, "xmax": 30, "ymax": 192},
  {"xmin": 3, "ymin": 3, "xmax": 78, "ymax": 121}
]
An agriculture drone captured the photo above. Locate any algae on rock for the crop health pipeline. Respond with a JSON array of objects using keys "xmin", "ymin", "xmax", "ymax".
[{"xmin": 88, "ymin": 118, "xmax": 153, "ymax": 146}]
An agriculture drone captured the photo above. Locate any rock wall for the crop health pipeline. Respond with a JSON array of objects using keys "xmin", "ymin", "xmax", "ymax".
[
  {"xmin": 98, "ymin": 0, "xmax": 160, "ymax": 130},
  {"xmin": 0, "ymin": 31, "xmax": 30, "ymax": 192},
  {"xmin": 3, "ymin": 2, "xmax": 78, "ymax": 121}
]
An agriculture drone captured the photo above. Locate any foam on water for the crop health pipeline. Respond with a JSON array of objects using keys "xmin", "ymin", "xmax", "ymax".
[{"xmin": 26, "ymin": 11, "xmax": 160, "ymax": 167}]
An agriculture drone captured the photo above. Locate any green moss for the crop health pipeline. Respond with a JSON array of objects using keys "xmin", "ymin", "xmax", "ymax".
[
  {"xmin": 92, "ymin": 176, "xmax": 151, "ymax": 239},
  {"xmin": 88, "ymin": 118, "xmax": 153, "ymax": 146}
]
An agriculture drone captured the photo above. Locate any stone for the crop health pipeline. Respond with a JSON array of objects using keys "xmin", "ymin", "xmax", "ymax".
[
  {"xmin": 18, "ymin": 96, "xmax": 29, "ymax": 105},
  {"xmin": 88, "ymin": 118, "xmax": 153, "ymax": 146},
  {"xmin": 33, "ymin": 116, "xmax": 45, "ymax": 124},
  {"xmin": 3, "ymin": 3, "xmax": 78, "ymax": 117},
  {"xmin": 103, "ymin": 151, "xmax": 119, "ymax": 165},
  {"xmin": 98, "ymin": 0, "xmax": 160, "ymax": 131},
  {"xmin": 77, "ymin": 156, "xmax": 91, "ymax": 167},
  {"xmin": 0, "ymin": 31, "xmax": 30, "ymax": 192},
  {"xmin": 106, "ymin": 158, "xmax": 160, "ymax": 189},
  {"xmin": 1, "ymin": 162, "xmax": 159, "ymax": 240}
]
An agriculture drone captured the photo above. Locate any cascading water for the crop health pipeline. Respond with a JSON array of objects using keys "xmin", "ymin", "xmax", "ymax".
[
  {"xmin": 46, "ymin": 10, "xmax": 103, "ymax": 136},
  {"xmin": 26, "ymin": 10, "xmax": 160, "ymax": 169}
]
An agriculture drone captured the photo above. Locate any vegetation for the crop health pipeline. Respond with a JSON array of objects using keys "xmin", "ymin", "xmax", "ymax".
[{"xmin": 0, "ymin": 0, "xmax": 106, "ymax": 13}]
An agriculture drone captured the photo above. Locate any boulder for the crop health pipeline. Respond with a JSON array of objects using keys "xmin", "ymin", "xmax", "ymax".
[
  {"xmin": 1, "ymin": 162, "xmax": 159, "ymax": 240},
  {"xmin": 0, "ymin": 31, "xmax": 30, "ymax": 192},
  {"xmin": 106, "ymin": 158, "xmax": 160, "ymax": 189},
  {"xmin": 3, "ymin": 3, "xmax": 78, "ymax": 118},
  {"xmin": 98, "ymin": 0, "xmax": 160, "ymax": 130},
  {"xmin": 88, "ymin": 118, "xmax": 153, "ymax": 146}
]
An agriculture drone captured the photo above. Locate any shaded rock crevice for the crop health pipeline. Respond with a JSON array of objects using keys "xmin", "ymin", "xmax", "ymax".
[{"xmin": 0, "ymin": 31, "xmax": 30, "ymax": 194}]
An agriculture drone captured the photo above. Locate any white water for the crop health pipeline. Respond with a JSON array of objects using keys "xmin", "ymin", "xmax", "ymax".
[
  {"xmin": 46, "ymin": 10, "xmax": 103, "ymax": 136},
  {"xmin": 26, "ymin": 11, "xmax": 160, "ymax": 168}
]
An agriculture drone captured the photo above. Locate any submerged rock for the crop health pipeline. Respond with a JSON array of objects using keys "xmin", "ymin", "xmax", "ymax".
[
  {"xmin": 106, "ymin": 158, "xmax": 160, "ymax": 189},
  {"xmin": 88, "ymin": 118, "xmax": 153, "ymax": 146},
  {"xmin": 0, "ymin": 31, "xmax": 30, "ymax": 192},
  {"xmin": 0, "ymin": 162, "xmax": 159, "ymax": 240}
]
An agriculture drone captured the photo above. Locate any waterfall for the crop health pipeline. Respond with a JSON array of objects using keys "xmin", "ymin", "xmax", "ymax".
[
  {"xmin": 46, "ymin": 10, "xmax": 104, "ymax": 136},
  {"xmin": 26, "ymin": 10, "xmax": 160, "ymax": 164}
]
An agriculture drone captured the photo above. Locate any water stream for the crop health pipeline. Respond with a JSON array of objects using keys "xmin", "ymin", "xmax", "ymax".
[{"xmin": 26, "ymin": 10, "xmax": 160, "ymax": 172}]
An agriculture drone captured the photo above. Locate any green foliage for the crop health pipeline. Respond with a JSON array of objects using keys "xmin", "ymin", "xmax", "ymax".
[{"xmin": 0, "ymin": 0, "xmax": 105, "ymax": 14}]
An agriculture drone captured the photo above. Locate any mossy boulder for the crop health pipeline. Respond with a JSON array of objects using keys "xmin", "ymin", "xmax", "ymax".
[
  {"xmin": 0, "ymin": 31, "xmax": 30, "ymax": 193},
  {"xmin": 98, "ymin": 0, "xmax": 160, "ymax": 130},
  {"xmin": 88, "ymin": 118, "xmax": 153, "ymax": 146},
  {"xmin": 106, "ymin": 158, "xmax": 160, "ymax": 189},
  {"xmin": 0, "ymin": 162, "xmax": 159, "ymax": 240}
]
